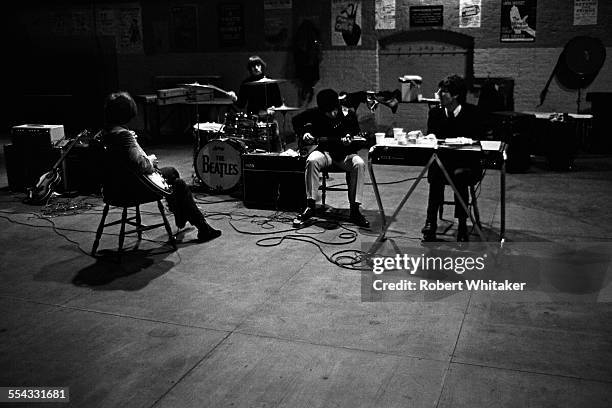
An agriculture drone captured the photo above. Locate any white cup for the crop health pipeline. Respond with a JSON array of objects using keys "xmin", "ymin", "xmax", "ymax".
[
  {"xmin": 393, "ymin": 128, "xmax": 404, "ymax": 140},
  {"xmin": 397, "ymin": 132, "xmax": 408, "ymax": 145},
  {"xmin": 375, "ymin": 132, "xmax": 385, "ymax": 144}
]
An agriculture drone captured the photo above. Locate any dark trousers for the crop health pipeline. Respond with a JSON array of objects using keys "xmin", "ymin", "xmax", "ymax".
[
  {"xmin": 159, "ymin": 167, "xmax": 207, "ymax": 229},
  {"xmin": 426, "ymin": 160, "xmax": 482, "ymax": 221}
]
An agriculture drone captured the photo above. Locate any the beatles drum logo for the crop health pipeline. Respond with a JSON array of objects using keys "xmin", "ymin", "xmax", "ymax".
[
  {"xmin": 200, "ymin": 147, "xmax": 240, "ymax": 177},
  {"xmin": 195, "ymin": 139, "xmax": 243, "ymax": 191}
]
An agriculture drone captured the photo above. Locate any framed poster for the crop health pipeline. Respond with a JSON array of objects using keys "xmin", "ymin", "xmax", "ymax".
[
  {"xmin": 264, "ymin": 0, "xmax": 292, "ymax": 47},
  {"xmin": 218, "ymin": 3, "xmax": 245, "ymax": 47},
  {"xmin": 375, "ymin": 0, "xmax": 396, "ymax": 30},
  {"xmin": 500, "ymin": 0, "xmax": 536, "ymax": 42},
  {"xmin": 332, "ymin": 0, "xmax": 362, "ymax": 46},
  {"xmin": 170, "ymin": 5, "xmax": 198, "ymax": 52},
  {"xmin": 409, "ymin": 5, "xmax": 443, "ymax": 27},
  {"xmin": 459, "ymin": 0, "xmax": 482, "ymax": 28},
  {"xmin": 574, "ymin": 0, "xmax": 597, "ymax": 25}
]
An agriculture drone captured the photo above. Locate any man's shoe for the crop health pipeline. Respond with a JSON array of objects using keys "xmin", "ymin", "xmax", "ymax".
[
  {"xmin": 457, "ymin": 221, "xmax": 469, "ymax": 242},
  {"xmin": 293, "ymin": 207, "xmax": 315, "ymax": 227},
  {"xmin": 197, "ymin": 226, "xmax": 222, "ymax": 242},
  {"xmin": 421, "ymin": 221, "xmax": 437, "ymax": 241},
  {"xmin": 350, "ymin": 211, "xmax": 370, "ymax": 228}
]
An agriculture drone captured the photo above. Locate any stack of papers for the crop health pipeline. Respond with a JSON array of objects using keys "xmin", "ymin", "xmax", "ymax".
[{"xmin": 444, "ymin": 137, "xmax": 474, "ymax": 145}]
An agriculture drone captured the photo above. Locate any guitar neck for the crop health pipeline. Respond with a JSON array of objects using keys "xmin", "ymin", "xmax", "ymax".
[{"xmin": 50, "ymin": 130, "xmax": 89, "ymax": 170}]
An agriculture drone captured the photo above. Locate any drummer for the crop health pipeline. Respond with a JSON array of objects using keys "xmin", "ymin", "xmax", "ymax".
[{"xmin": 233, "ymin": 55, "xmax": 283, "ymax": 117}]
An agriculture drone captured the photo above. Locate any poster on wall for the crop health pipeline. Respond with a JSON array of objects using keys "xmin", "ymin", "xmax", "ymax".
[
  {"xmin": 170, "ymin": 5, "xmax": 198, "ymax": 52},
  {"xmin": 117, "ymin": 6, "xmax": 144, "ymax": 54},
  {"xmin": 375, "ymin": 0, "xmax": 396, "ymax": 30},
  {"xmin": 94, "ymin": 4, "xmax": 143, "ymax": 54},
  {"xmin": 409, "ymin": 5, "xmax": 443, "ymax": 27},
  {"xmin": 264, "ymin": 0, "xmax": 292, "ymax": 47},
  {"xmin": 219, "ymin": 3, "xmax": 245, "ymax": 47},
  {"xmin": 332, "ymin": 0, "xmax": 362, "ymax": 46},
  {"xmin": 95, "ymin": 7, "xmax": 117, "ymax": 37},
  {"xmin": 459, "ymin": 0, "xmax": 482, "ymax": 28},
  {"xmin": 574, "ymin": 0, "xmax": 597, "ymax": 25},
  {"xmin": 500, "ymin": 0, "xmax": 536, "ymax": 42}
]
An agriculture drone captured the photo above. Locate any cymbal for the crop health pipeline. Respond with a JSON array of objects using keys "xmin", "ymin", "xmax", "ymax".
[
  {"xmin": 244, "ymin": 76, "xmax": 288, "ymax": 85},
  {"xmin": 270, "ymin": 104, "xmax": 302, "ymax": 112},
  {"xmin": 179, "ymin": 82, "xmax": 208, "ymax": 88}
]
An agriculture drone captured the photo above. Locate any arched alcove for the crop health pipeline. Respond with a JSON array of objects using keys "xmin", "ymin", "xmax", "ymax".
[{"xmin": 377, "ymin": 29, "xmax": 474, "ymax": 130}]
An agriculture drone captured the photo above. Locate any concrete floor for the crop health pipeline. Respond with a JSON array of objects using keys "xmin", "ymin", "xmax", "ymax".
[{"xmin": 1, "ymin": 134, "xmax": 612, "ymax": 407}]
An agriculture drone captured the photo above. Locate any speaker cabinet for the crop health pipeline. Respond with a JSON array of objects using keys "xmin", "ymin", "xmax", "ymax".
[
  {"xmin": 3, "ymin": 143, "xmax": 102, "ymax": 193},
  {"xmin": 490, "ymin": 111, "xmax": 535, "ymax": 173},
  {"xmin": 3, "ymin": 144, "xmax": 60, "ymax": 191},
  {"xmin": 242, "ymin": 153, "xmax": 306, "ymax": 210}
]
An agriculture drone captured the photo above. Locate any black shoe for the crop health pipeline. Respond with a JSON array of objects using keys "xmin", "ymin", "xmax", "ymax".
[
  {"xmin": 197, "ymin": 227, "xmax": 221, "ymax": 242},
  {"xmin": 293, "ymin": 207, "xmax": 315, "ymax": 227},
  {"xmin": 422, "ymin": 221, "xmax": 437, "ymax": 241},
  {"xmin": 457, "ymin": 221, "xmax": 469, "ymax": 242},
  {"xmin": 350, "ymin": 210, "xmax": 370, "ymax": 228}
]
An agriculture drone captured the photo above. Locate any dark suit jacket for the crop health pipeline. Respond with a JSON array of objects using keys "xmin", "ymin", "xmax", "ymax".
[
  {"xmin": 426, "ymin": 103, "xmax": 484, "ymax": 180},
  {"xmin": 102, "ymin": 126, "xmax": 154, "ymax": 175},
  {"xmin": 100, "ymin": 126, "xmax": 161, "ymax": 203},
  {"xmin": 427, "ymin": 103, "xmax": 484, "ymax": 140},
  {"xmin": 292, "ymin": 107, "xmax": 360, "ymax": 161}
]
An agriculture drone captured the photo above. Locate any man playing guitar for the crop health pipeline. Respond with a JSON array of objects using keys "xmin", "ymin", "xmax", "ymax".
[
  {"xmin": 292, "ymin": 88, "xmax": 370, "ymax": 228},
  {"xmin": 102, "ymin": 91, "xmax": 221, "ymax": 242}
]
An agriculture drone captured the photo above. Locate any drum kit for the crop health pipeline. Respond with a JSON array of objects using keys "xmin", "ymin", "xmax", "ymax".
[{"xmin": 188, "ymin": 77, "xmax": 303, "ymax": 193}]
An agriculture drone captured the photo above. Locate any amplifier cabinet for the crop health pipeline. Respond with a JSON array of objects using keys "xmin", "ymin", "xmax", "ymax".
[
  {"xmin": 3, "ymin": 144, "xmax": 102, "ymax": 193},
  {"xmin": 11, "ymin": 124, "xmax": 65, "ymax": 149},
  {"xmin": 490, "ymin": 111, "xmax": 535, "ymax": 173},
  {"xmin": 242, "ymin": 153, "xmax": 306, "ymax": 210}
]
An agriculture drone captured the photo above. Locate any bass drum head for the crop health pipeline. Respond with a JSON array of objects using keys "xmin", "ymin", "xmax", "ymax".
[{"xmin": 195, "ymin": 138, "xmax": 245, "ymax": 192}]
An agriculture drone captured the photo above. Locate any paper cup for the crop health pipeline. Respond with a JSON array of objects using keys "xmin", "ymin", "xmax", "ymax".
[
  {"xmin": 393, "ymin": 128, "xmax": 404, "ymax": 140},
  {"xmin": 397, "ymin": 133, "xmax": 407, "ymax": 145},
  {"xmin": 375, "ymin": 132, "xmax": 385, "ymax": 144}
]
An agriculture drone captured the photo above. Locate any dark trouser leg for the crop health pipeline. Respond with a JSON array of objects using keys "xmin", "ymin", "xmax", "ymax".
[
  {"xmin": 160, "ymin": 167, "xmax": 209, "ymax": 230},
  {"xmin": 426, "ymin": 163, "xmax": 444, "ymax": 222},
  {"xmin": 453, "ymin": 168, "xmax": 471, "ymax": 220}
]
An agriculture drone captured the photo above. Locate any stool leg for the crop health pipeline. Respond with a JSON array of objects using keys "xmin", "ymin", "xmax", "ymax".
[
  {"xmin": 321, "ymin": 175, "xmax": 326, "ymax": 207},
  {"xmin": 118, "ymin": 207, "xmax": 128, "ymax": 252},
  {"xmin": 91, "ymin": 203, "xmax": 109, "ymax": 256},
  {"xmin": 135, "ymin": 205, "xmax": 142, "ymax": 241},
  {"xmin": 157, "ymin": 200, "xmax": 177, "ymax": 249}
]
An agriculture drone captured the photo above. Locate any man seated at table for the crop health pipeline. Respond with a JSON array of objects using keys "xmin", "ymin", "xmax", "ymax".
[
  {"xmin": 422, "ymin": 74, "xmax": 484, "ymax": 242},
  {"xmin": 292, "ymin": 89, "xmax": 370, "ymax": 228}
]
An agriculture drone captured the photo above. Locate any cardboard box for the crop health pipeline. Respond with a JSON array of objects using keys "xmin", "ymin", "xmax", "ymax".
[{"xmin": 399, "ymin": 75, "xmax": 422, "ymax": 102}]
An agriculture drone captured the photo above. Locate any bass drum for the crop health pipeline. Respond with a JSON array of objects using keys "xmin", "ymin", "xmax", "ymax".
[{"xmin": 195, "ymin": 138, "xmax": 246, "ymax": 192}]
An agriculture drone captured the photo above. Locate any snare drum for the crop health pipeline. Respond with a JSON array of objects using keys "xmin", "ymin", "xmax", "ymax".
[
  {"xmin": 193, "ymin": 122, "xmax": 224, "ymax": 153},
  {"xmin": 194, "ymin": 138, "xmax": 246, "ymax": 192}
]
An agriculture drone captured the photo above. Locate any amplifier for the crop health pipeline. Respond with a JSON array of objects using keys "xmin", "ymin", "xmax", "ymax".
[
  {"xmin": 4, "ymin": 144, "xmax": 60, "ymax": 191},
  {"xmin": 242, "ymin": 153, "xmax": 306, "ymax": 210},
  {"xmin": 3, "ymin": 143, "xmax": 102, "ymax": 193},
  {"xmin": 490, "ymin": 111, "xmax": 535, "ymax": 173},
  {"xmin": 11, "ymin": 124, "xmax": 65, "ymax": 148}
]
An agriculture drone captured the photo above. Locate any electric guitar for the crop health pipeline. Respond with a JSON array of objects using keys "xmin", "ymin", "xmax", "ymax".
[
  {"xmin": 25, "ymin": 129, "xmax": 90, "ymax": 204},
  {"xmin": 298, "ymin": 131, "xmax": 368, "ymax": 157},
  {"xmin": 141, "ymin": 170, "xmax": 173, "ymax": 197}
]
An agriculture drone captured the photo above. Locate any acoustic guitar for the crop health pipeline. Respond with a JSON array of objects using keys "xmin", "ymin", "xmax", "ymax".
[{"xmin": 24, "ymin": 129, "xmax": 90, "ymax": 204}]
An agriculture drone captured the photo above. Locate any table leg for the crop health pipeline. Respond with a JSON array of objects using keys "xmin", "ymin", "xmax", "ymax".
[{"xmin": 433, "ymin": 154, "xmax": 486, "ymax": 242}]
